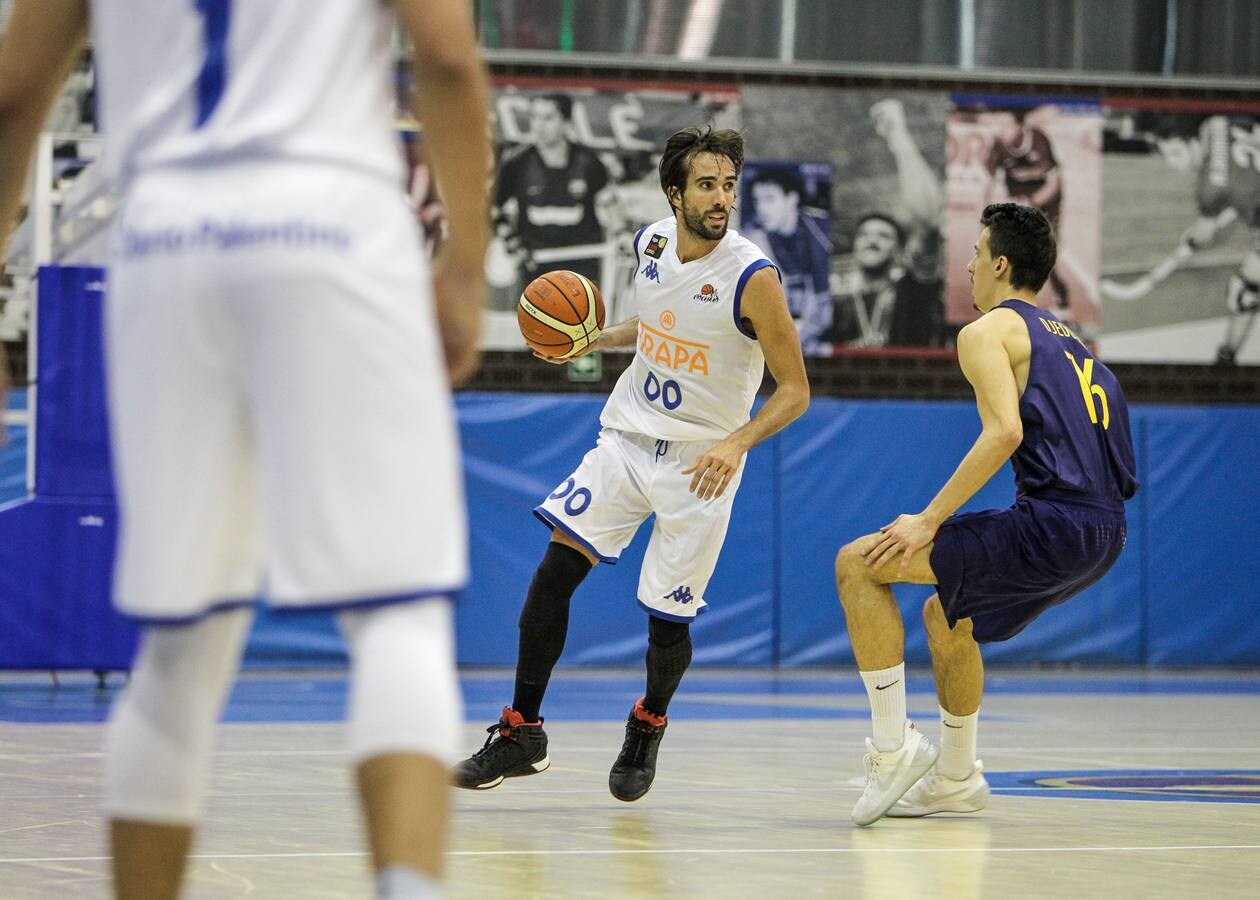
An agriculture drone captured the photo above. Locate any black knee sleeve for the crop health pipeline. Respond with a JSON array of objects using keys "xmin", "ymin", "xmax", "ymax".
[
  {"xmin": 515, "ymin": 542, "xmax": 592, "ymax": 688},
  {"xmin": 644, "ymin": 616, "xmax": 692, "ymax": 716}
]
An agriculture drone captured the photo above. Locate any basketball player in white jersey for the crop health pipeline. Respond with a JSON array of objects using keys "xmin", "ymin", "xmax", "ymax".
[
  {"xmin": 0, "ymin": 2, "xmax": 489, "ymax": 897},
  {"xmin": 454, "ymin": 126, "xmax": 809, "ymax": 802}
]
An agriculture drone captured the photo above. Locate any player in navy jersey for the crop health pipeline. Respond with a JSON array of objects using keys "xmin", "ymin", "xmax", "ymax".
[{"xmin": 834, "ymin": 203, "xmax": 1137, "ymax": 826}]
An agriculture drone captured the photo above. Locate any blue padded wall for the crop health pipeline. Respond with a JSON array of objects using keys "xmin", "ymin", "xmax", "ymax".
[{"xmin": 4, "ymin": 266, "xmax": 1259, "ymax": 669}]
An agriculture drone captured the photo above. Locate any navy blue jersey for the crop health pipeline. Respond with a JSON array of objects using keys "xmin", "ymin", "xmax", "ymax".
[{"xmin": 1000, "ymin": 300, "xmax": 1138, "ymax": 502}]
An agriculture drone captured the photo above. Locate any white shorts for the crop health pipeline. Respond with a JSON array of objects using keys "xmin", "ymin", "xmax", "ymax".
[
  {"xmin": 105, "ymin": 163, "xmax": 467, "ymax": 621},
  {"xmin": 534, "ymin": 428, "xmax": 744, "ymax": 620}
]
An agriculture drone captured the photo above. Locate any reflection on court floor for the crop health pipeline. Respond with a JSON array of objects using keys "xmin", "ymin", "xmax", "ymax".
[{"xmin": 1, "ymin": 668, "xmax": 1258, "ymax": 898}]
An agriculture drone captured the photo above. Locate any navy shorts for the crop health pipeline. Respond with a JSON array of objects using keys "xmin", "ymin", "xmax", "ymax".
[{"xmin": 928, "ymin": 491, "xmax": 1127, "ymax": 644}]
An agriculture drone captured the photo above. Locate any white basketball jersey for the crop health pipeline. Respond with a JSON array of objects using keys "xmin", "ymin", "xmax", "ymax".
[
  {"xmin": 601, "ymin": 218, "xmax": 776, "ymax": 441},
  {"xmin": 89, "ymin": 0, "xmax": 403, "ymax": 188}
]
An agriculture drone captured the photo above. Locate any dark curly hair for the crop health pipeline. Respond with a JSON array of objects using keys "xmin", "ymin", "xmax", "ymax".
[{"xmin": 658, "ymin": 126, "xmax": 745, "ymax": 213}]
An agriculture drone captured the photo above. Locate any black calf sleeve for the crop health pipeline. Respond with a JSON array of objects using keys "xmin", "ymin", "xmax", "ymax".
[
  {"xmin": 644, "ymin": 616, "xmax": 692, "ymax": 716},
  {"xmin": 512, "ymin": 542, "xmax": 592, "ymax": 720}
]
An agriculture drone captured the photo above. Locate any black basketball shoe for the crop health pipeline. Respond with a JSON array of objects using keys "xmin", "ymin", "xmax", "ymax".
[
  {"xmin": 608, "ymin": 697, "xmax": 668, "ymax": 802},
  {"xmin": 452, "ymin": 706, "xmax": 550, "ymax": 790}
]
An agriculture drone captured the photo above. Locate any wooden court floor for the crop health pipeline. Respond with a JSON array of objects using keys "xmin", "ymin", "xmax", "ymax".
[{"xmin": 2, "ymin": 668, "xmax": 1258, "ymax": 898}]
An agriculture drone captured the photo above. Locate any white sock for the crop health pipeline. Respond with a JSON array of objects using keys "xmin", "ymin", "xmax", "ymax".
[
  {"xmin": 938, "ymin": 706, "xmax": 978, "ymax": 780},
  {"xmin": 376, "ymin": 865, "xmax": 442, "ymax": 899},
  {"xmin": 859, "ymin": 663, "xmax": 906, "ymax": 751}
]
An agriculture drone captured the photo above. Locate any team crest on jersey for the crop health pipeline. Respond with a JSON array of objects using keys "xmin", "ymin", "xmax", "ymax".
[
  {"xmin": 644, "ymin": 234, "xmax": 668, "ymax": 258},
  {"xmin": 693, "ymin": 283, "xmax": 720, "ymax": 303}
]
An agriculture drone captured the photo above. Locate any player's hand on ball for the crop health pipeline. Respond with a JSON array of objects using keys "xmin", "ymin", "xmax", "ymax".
[
  {"xmin": 532, "ymin": 336, "xmax": 599, "ymax": 365},
  {"xmin": 682, "ymin": 438, "xmax": 745, "ymax": 500}
]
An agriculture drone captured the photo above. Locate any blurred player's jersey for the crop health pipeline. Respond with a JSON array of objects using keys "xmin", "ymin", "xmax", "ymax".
[
  {"xmin": 999, "ymin": 300, "xmax": 1138, "ymax": 502},
  {"xmin": 1196, "ymin": 115, "xmax": 1260, "ymax": 228},
  {"xmin": 90, "ymin": 0, "xmax": 403, "ymax": 189},
  {"xmin": 601, "ymin": 218, "xmax": 776, "ymax": 441}
]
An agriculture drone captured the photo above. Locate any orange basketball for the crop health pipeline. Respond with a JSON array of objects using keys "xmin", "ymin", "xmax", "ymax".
[{"xmin": 517, "ymin": 270, "xmax": 605, "ymax": 359}]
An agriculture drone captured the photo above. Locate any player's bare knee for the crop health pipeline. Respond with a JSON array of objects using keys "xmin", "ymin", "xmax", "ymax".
[{"xmin": 835, "ymin": 539, "xmax": 872, "ymax": 585}]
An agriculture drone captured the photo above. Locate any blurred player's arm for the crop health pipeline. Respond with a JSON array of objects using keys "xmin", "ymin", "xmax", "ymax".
[
  {"xmin": 395, "ymin": 0, "xmax": 491, "ymax": 386},
  {"xmin": 867, "ymin": 312, "xmax": 1023, "ymax": 573},
  {"xmin": 682, "ymin": 268, "xmax": 809, "ymax": 500},
  {"xmin": 0, "ymin": 0, "xmax": 87, "ymax": 260},
  {"xmin": 0, "ymin": 0, "xmax": 88, "ymax": 441},
  {"xmin": 873, "ymin": 99, "xmax": 943, "ymax": 280}
]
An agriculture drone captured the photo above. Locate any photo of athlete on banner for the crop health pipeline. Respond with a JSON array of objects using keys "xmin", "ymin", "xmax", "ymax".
[
  {"xmin": 741, "ymin": 161, "xmax": 833, "ymax": 355},
  {"xmin": 743, "ymin": 88, "xmax": 948, "ymax": 353},
  {"xmin": 946, "ymin": 97, "xmax": 1102, "ymax": 341},
  {"xmin": 1098, "ymin": 102, "xmax": 1260, "ymax": 365},
  {"xmin": 482, "ymin": 82, "xmax": 740, "ymax": 347}
]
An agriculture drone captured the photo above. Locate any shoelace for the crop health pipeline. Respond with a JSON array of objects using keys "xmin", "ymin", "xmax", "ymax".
[
  {"xmin": 616, "ymin": 720, "xmax": 659, "ymax": 767},
  {"xmin": 471, "ymin": 720, "xmax": 518, "ymax": 759}
]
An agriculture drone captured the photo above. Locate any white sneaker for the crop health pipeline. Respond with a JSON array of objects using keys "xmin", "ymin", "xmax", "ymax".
[
  {"xmin": 888, "ymin": 761, "xmax": 990, "ymax": 817},
  {"xmin": 850, "ymin": 721, "xmax": 939, "ymax": 826}
]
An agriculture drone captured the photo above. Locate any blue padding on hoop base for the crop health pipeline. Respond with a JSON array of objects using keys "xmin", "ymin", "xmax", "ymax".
[
  {"xmin": 0, "ymin": 267, "xmax": 134, "ymax": 668},
  {"xmin": 33, "ymin": 266, "xmax": 115, "ymax": 499},
  {"xmin": 0, "ymin": 497, "xmax": 135, "ymax": 668}
]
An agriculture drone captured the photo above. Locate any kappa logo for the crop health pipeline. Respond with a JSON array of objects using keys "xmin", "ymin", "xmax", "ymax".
[
  {"xmin": 644, "ymin": 234, "xmax": 668, "ymax": 258},
  {"xmin": 642, "ymin": 260, "xmax": 661, "ymax": 283},
  {"xmin": 664, "ymin": 585, "xmax": 694, "ymax": 604},
  {"xmin": 693, "ymin": 283, "xmax": 720, "ymax": 303}
]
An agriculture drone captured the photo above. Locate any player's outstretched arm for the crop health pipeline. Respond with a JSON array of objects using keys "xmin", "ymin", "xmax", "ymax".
[
  {"xmin": 868, "ymin": 313, "xmax": 1023, "ymax": 573},
  {"xmin": 396, "ymin": 0, "xmax": 491, "ymax": 387},
  {"xmin": 682, "ymin": 267, "xmax": 809, "ymax": 500}
]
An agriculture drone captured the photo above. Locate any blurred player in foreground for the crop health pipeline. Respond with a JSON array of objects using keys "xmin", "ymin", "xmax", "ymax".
[
  {"xmin": 0, "ymin": 1, "xmax": 489, "ymax": 897},
  {"xmin": 453, "ymin": 126, "xmax": 809, "ymax": 803},
  {"xmin": 835, "ymin": 204, "xmax": 1137, "ymax": 826}
]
